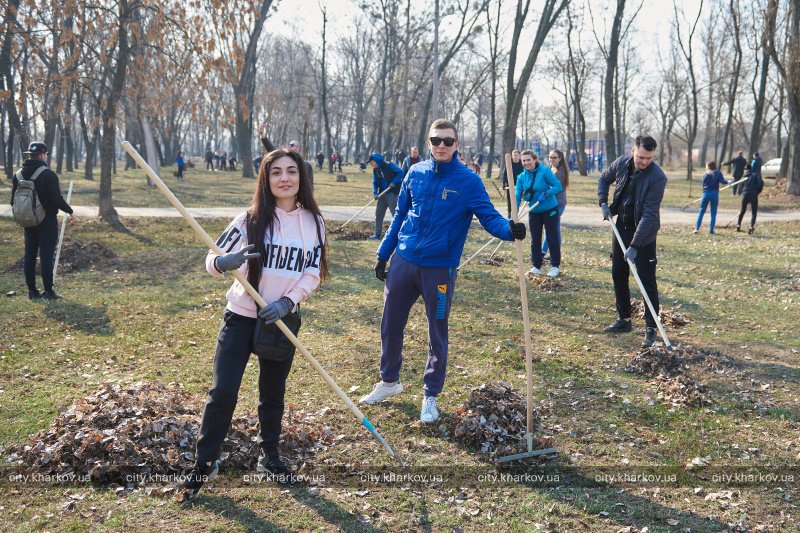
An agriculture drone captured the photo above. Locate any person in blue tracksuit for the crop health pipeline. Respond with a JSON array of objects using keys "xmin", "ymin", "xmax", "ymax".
[
  {"xmin": 515, "ymin": 150, "xmax": 562, "ymax": 277},
  {"xmin": 694, "ymin": 161, "xmax": 728, "ymax": 234},
  {"xmin": 368, "ymin": 153, "xmax": 404, "ymax": 240},
  {"xmin": 358, "ymin": 119, "xmax": 526, "ymax": 424}
]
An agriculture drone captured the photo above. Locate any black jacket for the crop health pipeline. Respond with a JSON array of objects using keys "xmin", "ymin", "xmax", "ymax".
[
  {"xmin": 598, "ymin": 155, "xmax": 667, "ymax": 248},
  {"xmin": 741, "ymin": 171, "xmax": 763, "ymax": 196},
  {"xmin": 723, "ymin": 155, "xmax": 747, "ymax": 178},
  {"xmin": 10, "ymin": 159, "xmax": 73, "ymax": 219}
]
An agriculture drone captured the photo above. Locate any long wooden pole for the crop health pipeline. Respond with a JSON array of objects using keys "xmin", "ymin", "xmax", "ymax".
[
  {"xmin": 122, "ymin": 141, "xmax": 398, "ymax": 462},
  {"xmin": 338, "ymin": 187, "xmax": 392, "ymax": 230},
  {"xmin": 506, "ymin": 154, "xmax": 535, "ymax": 452},
  {"xmin": 681, "ymin": 177, "xmax": 748, "ymax": 209},
  {"xmin": 52, "ymin": 181, "xmax": 73, "ymax": 284}
]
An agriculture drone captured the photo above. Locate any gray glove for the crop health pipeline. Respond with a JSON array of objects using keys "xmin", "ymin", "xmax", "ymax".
[
  {"xmin": 600, "ymin": 203, "xmax": 612, "ymax": 221},
  {"xmin": 258, "ymin": 296, "xmax": 294, "ymax": 325},
  {"xmin": 214, "ymin": 243, "xmax": 260, "ymax": 272},
  {"xmin": 624, "ymin": 246, "xmax": 638, "ymax": 262}
]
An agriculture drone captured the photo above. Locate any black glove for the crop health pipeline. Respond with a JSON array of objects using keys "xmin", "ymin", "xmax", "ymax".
[
  {"xmin": 258, "ymin": 296, "xmax": 294, "ymax": 325},
  {"xmin": 624, "ymin": 246, "xmax": 637, "ymax": 262},
  {"xmin": 374, "ymin": 258, "xmax": 387, "ymax": 281},
  {"xmin": 600, "ymin": 203, "xmax": 612, "ymax": 221},
  {"xmin": 509, "ymin": 220, "xmax": 526, "ymax": 240},
  {"xmin": 214, "ymin": 244, "xmax": 260, "ymax": 272}
]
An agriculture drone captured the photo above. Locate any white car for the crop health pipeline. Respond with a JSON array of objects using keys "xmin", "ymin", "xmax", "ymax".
[{"xmin": 762, "ymin": 158, "xmax": 782, "ymax": 178}]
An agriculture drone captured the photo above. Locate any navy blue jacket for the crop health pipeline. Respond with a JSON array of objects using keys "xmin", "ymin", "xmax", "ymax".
[
  {"xmin": 377, "ymin": 151, "xmax": 512, "ymax": 267},
  {"xmin": 371, "ymin": 153, "xmax": 404, "ymax": 196}
]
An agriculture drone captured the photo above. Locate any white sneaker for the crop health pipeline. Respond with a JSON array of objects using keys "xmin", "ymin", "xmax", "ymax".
[
  {"xmin": 358, "ymin": 381, "xmax": 403, "ymax": 404},
  {"xmin": 420, "ymin": 396, "xmax": 439, "ymax": 423},
  {"xmin": 547, "ymin": 267, "xmax": 559, "ymax": 277},
  {"xmin": 528, "ymin": 266, "xmax": 541, "ymax": 275}
]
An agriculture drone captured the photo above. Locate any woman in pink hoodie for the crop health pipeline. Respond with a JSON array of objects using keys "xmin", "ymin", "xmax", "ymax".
[{"xmin": 179, "ymin": 149, "xmax": 328, "ymax": 501}]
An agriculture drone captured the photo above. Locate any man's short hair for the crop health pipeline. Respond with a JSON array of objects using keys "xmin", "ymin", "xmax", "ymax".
[
  {"xmin": 288, "ymin": 140, "xmax": 300, "ymax": 148},
  {"xmin": 520, "ymin": 149, "xmax": 536, "ymax": 159},
  {"xmin": 411, "ymin": 146, "xmax": 418, "ymax": 151},
  {"xmin": 429, "ymin": 119, "xmax": 458, "ymax": 139},
  {"xmin": 634, "ymin": 135, "xmax": 657, "ymax": 152}
]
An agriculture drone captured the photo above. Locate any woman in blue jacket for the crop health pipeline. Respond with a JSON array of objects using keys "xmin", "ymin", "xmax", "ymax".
[
  {"xmin": 694, "ymin": 161, "xmax": 728, "ymax": 234},
  {"xmin": 515, "ymin": 149, "xmax": 562, "ymax": 277}
]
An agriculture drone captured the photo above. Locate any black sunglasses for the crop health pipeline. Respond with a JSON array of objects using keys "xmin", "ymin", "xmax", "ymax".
[{"xmin": 429, "ymin": 136, "xmax": 456, "ymax": 147}]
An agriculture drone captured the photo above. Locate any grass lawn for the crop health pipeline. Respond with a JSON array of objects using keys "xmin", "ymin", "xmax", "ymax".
[
  {"xmin": 0, "ymin": 178, "xmax": 799, "ymax": 530},
  {"xmin": 2, "ymin": 159, "xmax": 796, "ymax": 213}
]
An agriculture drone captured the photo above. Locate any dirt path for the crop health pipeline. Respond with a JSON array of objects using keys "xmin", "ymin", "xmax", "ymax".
[{"xmin": 3, "ymin": 204, "xmax": 800, "ymax": 227}]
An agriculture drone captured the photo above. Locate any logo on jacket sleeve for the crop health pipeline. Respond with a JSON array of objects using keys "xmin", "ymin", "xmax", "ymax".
[{"xmin": 441, "ymin": 188, "xmax": 458, "ymax": 200}]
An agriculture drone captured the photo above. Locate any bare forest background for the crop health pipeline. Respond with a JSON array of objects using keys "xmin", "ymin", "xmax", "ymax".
[{"xmin": 1, "ymin": 0, "xmax": 799, "ymax": 224}]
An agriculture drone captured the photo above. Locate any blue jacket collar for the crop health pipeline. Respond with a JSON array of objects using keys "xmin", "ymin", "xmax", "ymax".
[{"xmin": 432, "ymin": 150, "xmax": 462, "ymax": 174}]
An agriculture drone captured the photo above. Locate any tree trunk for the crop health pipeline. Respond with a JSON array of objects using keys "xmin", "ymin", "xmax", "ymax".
[{"xmin": 602, "ymin": 0, "xmax": 626, "ymax": 162}]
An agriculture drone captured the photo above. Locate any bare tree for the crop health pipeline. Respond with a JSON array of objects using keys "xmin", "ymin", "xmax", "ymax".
[{"xmin": 502, "ymin": 0, "xmax": 570, "ymax": 156}]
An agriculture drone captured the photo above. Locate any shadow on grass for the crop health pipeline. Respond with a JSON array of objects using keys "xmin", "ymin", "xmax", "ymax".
[
  {"xmin": 289, "ymin": 488, "xmax": 388, "ymax": 532},
  {"xmin": 44, "ymin": 301, "xmax": 112, "ymax": 335},
  {"xmin": 195, "ymin": 495, "xmax": 290, "ymax": 532},
  {"xmin": 108, "ymin": 219, "xmax": 154, "ymax": 246}
]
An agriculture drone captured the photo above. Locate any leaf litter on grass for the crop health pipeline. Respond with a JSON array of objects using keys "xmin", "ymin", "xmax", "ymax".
[
  {"xmin": 625, "ymin": 344, "xmax": 735, "ymax": 407},
  {"xmin": 6, "ymin": 382, "xmax": 334, "ymax": 485},
  {"xmin": 450, "ymin": 382, "xmax": 554, "ymax": 462}
]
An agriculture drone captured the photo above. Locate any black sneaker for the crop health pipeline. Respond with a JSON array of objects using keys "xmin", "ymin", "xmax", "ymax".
[
  {"xmin": 748, "ymin": 227, "xmax": 754, "ymax": 235},
  {"xmin": 257, "ymin": 450, "xmax": 296, "ymax": 485},
  {"xmin": 641, "ymin": 327, "xmax": 657, "ymax": 348},
  {"xmin": 41, "ymin": 290, "xmax": 62, "ymax": 300},
  {"xmin": 604, "ymin": 318, "xmax": 633, "ymax": 333},
  {"xmin": 736, "ymin": 226, "xmax": 742, "ymax": 232},
  {"xmin": 176, "ymin": 460, "xmax": 219, "ymax": 502},
  {"xmin": 28, "ymin": 290, "xmax": 41, "ymax": 300}
]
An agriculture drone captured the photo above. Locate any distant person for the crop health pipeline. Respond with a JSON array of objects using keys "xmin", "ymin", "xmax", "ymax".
[
  {"xmin": 737, "ymin": 167, "xmax": 764, "ymax": 234},
  {"xmin": 205, "ymin": 147, "xmax": 214, "ymax": 171},
  {"xmin": 542, "ymin": 149, "xmax": 569, "ymax": 259},
  {"xmin": 507, "ymin": 149, "xmax": 523, "ymax": 189},
  {"xmin": 694, "ymin": 161, "xmax": 728, "ymax": 234},
  {"xmin": 316, "ymin": 151, "xmax": 324, "ymax": 170},
  {"xmin": 10, "ymin": 142, "xmax": 77, "ymax": 300},
  {"xmin": 213, "ymin": 150, "xmax": 221, "ymax": 170},
  {"xmin": 401, "ymin": 146, "xmax": 422, "ymax": 174},
  {"xmin": 258, "ymin": 124, "xmax": 314, "ymax": 189},
  {"xmin": 722, "ymin": 151, "xmax": 747, "ymax": 195},
  {"xmin": 368, "ymin": 153, "xmax": 403, "ymax": 241},
  {"xmin": 176, "ymin": 151, "xmax": 186, "ymax": 182},
  {"xmin": 336, "ymin": 150, "xmax": 343, "ymax": 172},
  {"xmin": 228, "ymin": 154, "xmax": 237, "ymax": 171},
  {"xmin": 219, "ymin": 150, "xmax": 227, "ymax": 171},
  {"xmin": 598, "ymin": 135, "xmax": 667, "ymax": 349},
  {"xmin": 750, "ymin": 152, "xmax": 764, "ymax": 179}
]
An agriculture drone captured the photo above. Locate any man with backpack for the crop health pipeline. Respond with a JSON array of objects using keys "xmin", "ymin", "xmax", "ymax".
[
  {"xmin": 11, "ymin": 142, "xmax": 76, "ymax": 300},
  {"xmin": 736, "ymin": 168, "xmax": 764, "ymax": 234}
]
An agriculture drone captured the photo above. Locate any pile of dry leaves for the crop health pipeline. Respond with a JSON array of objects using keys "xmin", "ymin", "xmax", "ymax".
[
  {"xmin": 5, "ymin": 237, "xmax": 117, "ymax": 274},
  {"xmin": 328, "ymin": 223, "xmax": 376, "ymax": 241},
  {"xmin": 528, "ymin": 275, "xmax": 564, "ymax": 292},
  {"xmin": 631, "ymin": 301, "xmax": 690, "ymax": 327},
  {"xmin": 626, "ymin": 345, "xmax": 732, "ymax": 407},
  {"xmin": 478, "ymin": 254, "xmax": 505, "ymax": 267},
  {"xmin": 451, "ymin": 382, "xmax": 551, "ymax": 460},
  {"xmin": 763, "ymin": 177, "xmax": 787, "ymax": 199},
  {"xmin": 5, "ymin": 382, "xmax": 334, "ymax": 484}
]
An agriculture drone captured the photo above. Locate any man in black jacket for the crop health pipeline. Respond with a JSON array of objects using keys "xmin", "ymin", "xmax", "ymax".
[
  {"xmin": 598, "ymin": 135, "xmax": 667, "ymax": 348},
  {"xmin": 11, "ymin": 142, "xmax": 76, "ymax": 300},
  {"xmin": 722, "ymin": 151, "xmax": 747, "ymax": 195},
  {"xmin": 258, "ymin": 124, "xmax": 314, "ymax": 189}
]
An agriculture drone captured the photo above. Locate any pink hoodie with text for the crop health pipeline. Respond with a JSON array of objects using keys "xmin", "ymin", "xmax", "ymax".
[{"xmin": 205, "ymin": 208, "xmax": 325, "ymax": 318}]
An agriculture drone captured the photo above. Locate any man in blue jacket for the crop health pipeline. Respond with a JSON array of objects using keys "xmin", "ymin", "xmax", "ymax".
[
  {"xmin": 359, "ymin": 119, "xmax": 527, "ymax": 424},
  {"xmin": 368, "ymin": 153, "xmax": 404, "ymax": 240},
  {"xmin": 598, "ymin": 135, "xmax": 667, "ymax": 349}
]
